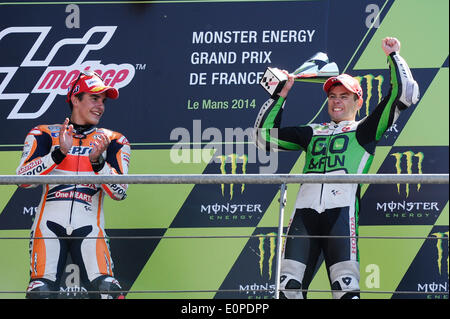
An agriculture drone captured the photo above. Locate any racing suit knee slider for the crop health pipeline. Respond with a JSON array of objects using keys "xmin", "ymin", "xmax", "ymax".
[
  {"xmin": 329, "ymin": 261, "xmax": 360, "ymax": 299},
  {"xmin": 26, "ymin": 278, "xmax": 58, "ymax": 299},
  {"xmin": 280, "ymin": 274, "xmax": 303, "ymax": 299},
  {"xmin": 331, "ymin": 276, "xmax": 360, "ymax": 299},
  {"xmin": 91, "ymin": 275, "xmax": 124, "ymax": 299},
  {"xmin": 279, "ymin": 259, "xmax": 306, "ymax": 299}
]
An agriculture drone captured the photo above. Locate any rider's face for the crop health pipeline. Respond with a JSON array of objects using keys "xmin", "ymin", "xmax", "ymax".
[
  {"xmin": 71, "ymin": 92, "xmax": 106, "ymax": 126},
  {"xmin": 327, "ymin": 85, "xmax": 361, "ymax": 123}
]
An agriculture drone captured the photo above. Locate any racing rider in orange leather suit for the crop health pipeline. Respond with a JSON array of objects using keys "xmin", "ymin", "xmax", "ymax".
[{"xmin": 17, "ymin": 70, "xmax": 130, "ymax": 299}]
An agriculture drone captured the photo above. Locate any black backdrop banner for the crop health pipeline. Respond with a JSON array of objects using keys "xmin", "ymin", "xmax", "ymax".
[{"xmin": 0, "ymin": 0, "xmax": 447, "ymax": 300}]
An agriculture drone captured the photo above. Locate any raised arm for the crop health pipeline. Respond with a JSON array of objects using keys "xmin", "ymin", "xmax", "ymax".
[
  {"xmin": 356, "ymin": 37, "xmax": 419, "ymax": 151},
  {"xmin": 253, "ymin": 69, "xmax": 313, "ymax": 152}
]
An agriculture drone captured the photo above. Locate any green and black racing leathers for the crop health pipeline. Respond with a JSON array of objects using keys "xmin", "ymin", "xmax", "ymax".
[{"xmin": 253, "ymin": 52, "xmax": 419, "ymax": 299}]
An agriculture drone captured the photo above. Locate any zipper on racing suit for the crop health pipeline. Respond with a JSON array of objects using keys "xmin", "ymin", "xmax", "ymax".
[
  {"xmin": 319, "ymin": 123, "xmax": 337, "ymax": 208},
  {"xmin": 66, "ymin": 135, "xmax": 84, "ymax": 235}
]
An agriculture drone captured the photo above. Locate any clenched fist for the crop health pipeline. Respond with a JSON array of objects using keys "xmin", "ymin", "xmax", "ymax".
[{"xmin": 382, "ymin": 37, "xmax": 400, "ymax": 56}]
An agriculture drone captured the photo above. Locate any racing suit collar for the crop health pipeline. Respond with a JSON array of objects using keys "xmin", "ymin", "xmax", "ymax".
[
  {"xmin": 329, "ymin": 120, "xmax": 355, "ymax": 127},
  {"xmin": 68, "ymin": 120, "xmax": 96, "ymax": 135}
]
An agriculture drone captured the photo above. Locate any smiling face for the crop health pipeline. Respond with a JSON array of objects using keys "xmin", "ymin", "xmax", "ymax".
[
  {"xmin": 327, "ymin": 84, "xmax": 361, "ymax": 123},
  {"xmin": 70, "ymin": 92, "xmax": 107, "ymax": 126}
]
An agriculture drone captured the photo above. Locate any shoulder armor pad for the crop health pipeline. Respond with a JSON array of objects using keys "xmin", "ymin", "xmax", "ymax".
[{"xmin": 392, "ymin": 53, "xmax": 420, "ymax": 107}]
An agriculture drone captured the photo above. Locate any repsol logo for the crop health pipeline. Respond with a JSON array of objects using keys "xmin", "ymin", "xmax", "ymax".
[
  {"xmin": 109, "ymin": 184, "xmax": 127, "ymax": 197},
  {"xmin": 308, "ymin": 135, "xmax": 348, "ymax": 170},
  {"xmin": 68, "ymin": 146, "xmax": 91, "ymax": 155}
]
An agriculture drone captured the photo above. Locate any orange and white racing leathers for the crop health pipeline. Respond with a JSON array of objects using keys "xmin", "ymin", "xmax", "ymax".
[{"xmin": 16, "ymin": 123, "xmax": 130, "ymax": 292}]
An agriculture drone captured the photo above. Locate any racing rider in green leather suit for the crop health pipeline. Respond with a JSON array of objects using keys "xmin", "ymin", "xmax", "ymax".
[{"xmin": 254, "ymin": 37, "xmax": 419, "ymax": 299}]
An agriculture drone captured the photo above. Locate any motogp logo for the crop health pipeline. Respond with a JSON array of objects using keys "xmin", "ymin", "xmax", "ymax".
[{"xmin": 0, "ymin": 26, "xmax": 135, "ymax": 119}]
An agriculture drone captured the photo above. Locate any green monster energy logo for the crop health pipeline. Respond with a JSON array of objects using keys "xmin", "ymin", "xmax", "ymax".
[
  {"xmin": 355, "ymin": 74, "xmax": 384, "ymax": 117},
  {"xmin": 431, "ymin": 232, "xmax": 449, "ymax": 276},
  {"xmin": 257, "ymin": 233, "xmax": 276, "ymax": 279},
  {"xmin": 217, "ymin": 154, "xmax": 248, "ymax": 200},
  {"xmin": 391, "ymin": 151, "xmax": 424, "ymax": 197}
]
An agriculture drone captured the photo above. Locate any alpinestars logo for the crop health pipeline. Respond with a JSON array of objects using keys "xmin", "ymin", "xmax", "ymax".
[{"xmin": 0, "ymin": 26, "xmax": 135, "ymax": 119}]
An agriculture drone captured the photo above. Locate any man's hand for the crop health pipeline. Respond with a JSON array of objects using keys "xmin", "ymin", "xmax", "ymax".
[
  {"xmin": 89, "ymin": 132, "xmax": 110, "ymax": 163},
  {"xmin": 59, "ymin": 118, "xmax": 73, "ymax": 155},
  {"xmin": 278, "ymin": 69, "xmax": 295, "ymax": 98},
  {"xmin": 382, "ymin": 37, "xmax": 400, "ymax": 56}
]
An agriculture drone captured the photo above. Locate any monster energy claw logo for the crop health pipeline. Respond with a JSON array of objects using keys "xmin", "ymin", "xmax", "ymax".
[
  {"xmin": 355, "ymin": 74, "xmax": 384, "ymax": 118},
  {"xmin": 431, "ymin": 232, "xmax": 449, "ymax": 277},
  {"xmin": 217, "ymin": 154, "xmax": 248, "ymax": 200},
  {"xmin": 391, "ymin": 151, "xmax": 424, "ymax": 197},
  {"xmin": 256, "ymin": 233, "xmax": 276, "ymax": 279}
]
